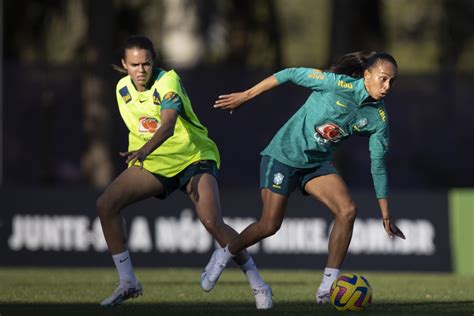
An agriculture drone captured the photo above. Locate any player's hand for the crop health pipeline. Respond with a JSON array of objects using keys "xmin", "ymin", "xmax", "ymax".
[
  {"xmin": 214, "ymin": 92, "xmax": 248, "ymax": 114},
  {"xmin": 120, "ymin": 148, "xmax": 148, "ymax": 169},
  {"xmin": 382, "ymin": 217, "xmax": 406, "ymax": 239}
]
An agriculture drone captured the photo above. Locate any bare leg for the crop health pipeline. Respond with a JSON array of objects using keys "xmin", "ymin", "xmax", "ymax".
[
  {"xmin": 191, "ymin": 174, "xmax": 272, "ymax": 306},
  {"xmin": 304, "ymin": 174, "xmax": 357, "ymax": 302},
  {"xmin": 227, "ymin": 189, "xmax": 288, "ymax": 255},
  {"xmin": 304, "ymin": 174, "xmax": 357, "ymax": 268},
  {"xmin": 97, "ymin": 166, "xmax": 164, "ymax": 254},
  {"xmin": 97, "ymin": 166, "xmax": 163, "ymax": 306},
  {"xmin": 187, "ymin": 173, "xmax": 249, "ymax": 265}
]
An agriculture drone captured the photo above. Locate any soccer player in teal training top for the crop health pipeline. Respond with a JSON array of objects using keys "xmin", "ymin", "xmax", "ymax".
[{"xmin": 201, "ymin": 51, "xmax": 406, "ymax": 304}]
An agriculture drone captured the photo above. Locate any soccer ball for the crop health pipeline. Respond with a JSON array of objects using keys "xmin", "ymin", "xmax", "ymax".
[{"xmin": 330, "ymin": 273, "xmax": 372, "ymax": 311}]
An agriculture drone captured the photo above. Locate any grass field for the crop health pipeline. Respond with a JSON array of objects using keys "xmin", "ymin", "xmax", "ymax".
[{"xmin": 1, "ymin": 268, "xmax": 473, "ymax": 315}]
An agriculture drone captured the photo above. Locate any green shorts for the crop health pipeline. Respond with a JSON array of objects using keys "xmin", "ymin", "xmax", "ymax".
[
  {"xmin": 260, "ymin": 155, "xmax": 337, "ymax": 197},
  {"xmin": 152, "ymin": 160, "xmax": 219, "ymax": 199}
]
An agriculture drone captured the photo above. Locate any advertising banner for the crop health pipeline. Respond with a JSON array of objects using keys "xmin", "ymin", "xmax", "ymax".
[{"xmin": 0, "ymin": 188, "xmax": 450, "ymax": 271}]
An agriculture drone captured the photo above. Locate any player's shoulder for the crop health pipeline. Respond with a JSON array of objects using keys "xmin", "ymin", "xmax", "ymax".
[
  {"xmin": 160, "ymin": 69, "xmax": 180, "ymax": 82},
  {"xmin": 116, "ymin": 75, "xmax": 131, "ymax": 91},
  {"xmin": 116, "ymin": 75, "xmax": 133, "ymax": 104},
  {"xmin": 331, "ymin": 73, "xmax": 362, "ymax": 90},
  {"xmin": 370, "ymin": 100, "xmax": 388, "ymax": 127},
  {"xmin": 151, "ymin": 69, "xmax": 180, "ymax": 89}
]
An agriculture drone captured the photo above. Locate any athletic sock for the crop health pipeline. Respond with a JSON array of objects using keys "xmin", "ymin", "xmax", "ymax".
[
  {"xmin": 240, "ymin": 256, "xmax": 266, "ymax": 289},
  {"xmin": 222, "ymin": 245, "xmax": 235, "ymax": 261},
  {"xmin": 319, "ymin": 267, "xmax": 340, "ymax": 292},
  {"xmin": 112, "ymin": 250, "xmax": 138, "ymax": 284}
]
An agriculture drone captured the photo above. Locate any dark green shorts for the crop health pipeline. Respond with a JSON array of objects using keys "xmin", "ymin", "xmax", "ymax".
[
  {"xmin": 152, "ymin": 160, "xmax": 219, "ymax": 199},
  {"xmin": 260, "ymin": 155, "xmax": 337, "ymax": 197}
]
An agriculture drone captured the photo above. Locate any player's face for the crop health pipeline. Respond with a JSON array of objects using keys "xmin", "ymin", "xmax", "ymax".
[
  {"xmin": 363, "ymin": 60, "xmax": 398, "ymax": 100},
  {"xmin": 122, "ymin": 48, "xmax": 153, "ymax": 92}
]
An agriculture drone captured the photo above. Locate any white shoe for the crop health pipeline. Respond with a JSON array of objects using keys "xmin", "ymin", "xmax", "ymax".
[
  {"xmin": 201, "ymin": 248, "xmax": 229, "ymax": 292},
  {"xmin": 200, "ymin": 249, "xmax": 218, "ymax": 292},
  {"xmin": 315, "ymin": 288, "xmax": 330, "ymax": 304},
  {"xmin": 253, "ymin": 283, "xmax": 273, "ymax": 309},
  {"xmin": 100, "ymin": 280, "xmax": 143, "ymax": 307}
]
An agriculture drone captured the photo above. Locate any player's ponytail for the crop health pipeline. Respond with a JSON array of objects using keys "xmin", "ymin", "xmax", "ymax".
[
  {"xmin": 112, "ymin": 35, "xmax": 158, "ymax": 74},
  {"xmin": 328, "ymin": 51, "xmax": 397, "ymax": 78}
]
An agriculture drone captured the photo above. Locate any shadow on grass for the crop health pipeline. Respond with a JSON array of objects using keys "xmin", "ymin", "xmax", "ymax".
[{"xmin": 1, "ymin": 301, "xmax": 474, "ymax": 316}]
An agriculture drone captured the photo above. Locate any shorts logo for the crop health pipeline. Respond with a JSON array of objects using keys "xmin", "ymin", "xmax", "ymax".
[
  {"xmin": 273, "ymin": 172, "xmax": 284, "ymax": 187},
  {"xmin": 138, "ymin": 117, "xmax": 160, "ymax": 133}
]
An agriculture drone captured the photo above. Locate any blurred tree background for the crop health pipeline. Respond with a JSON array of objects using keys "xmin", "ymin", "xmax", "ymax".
[{"xmin": 2, "ymin": 0, "xmax": 474, "ymax": 190}]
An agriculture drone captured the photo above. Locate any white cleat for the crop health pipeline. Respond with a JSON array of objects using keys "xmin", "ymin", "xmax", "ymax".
[
  {"xmin": 316, "ymin": 289, "xmax": 330, "ymax": 304},
  {"xmin": 201, "ymin": 248, "xmax": 229, "ymax": 292},
  {"xmin": 100, "ymin": 280, "xmax": 143, "ymax": 307},
  {"xmin": 200, "ymin": 250, "xmax": 218, "ymax": 292},
  {"xmin": 253, "ymin": 283, "xmax": 273, "ymax": 309}
]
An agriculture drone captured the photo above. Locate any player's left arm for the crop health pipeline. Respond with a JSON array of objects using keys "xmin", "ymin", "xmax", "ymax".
[
  {"xmin": 377, "ymin": 198, "xmax": 405, "ymax": 239},
  {"xmin": 121, "ymin": 92, "xmax": 180, "ymax": 167},
  {"xmin": 369, "ymin": 122, "xmax": 405, "ymax": 240}
]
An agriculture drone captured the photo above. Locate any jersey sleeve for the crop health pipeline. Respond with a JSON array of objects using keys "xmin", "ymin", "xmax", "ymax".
[
  {"xmin": 161, "ymin": 92, "xmax": 183, "ymax": 114},
  {"xmin": 369, "ymin": 123, "xmax": 389, "ymax": 198},
  {"xmin": 157, "ymin": 71, "xmax": 186, "ymax": 115},
  {"xmin": 274, "ymin": 68, "xmax": 337, "ymax": 92}
]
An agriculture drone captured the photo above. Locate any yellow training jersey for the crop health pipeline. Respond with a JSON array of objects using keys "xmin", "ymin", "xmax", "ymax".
[{"xmin": 116, "ymin": 68, "xmax": 220, "ymax": 177}]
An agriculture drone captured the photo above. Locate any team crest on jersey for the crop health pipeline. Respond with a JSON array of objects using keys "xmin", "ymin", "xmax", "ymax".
[
  {"xmin": 138, "ymin": 117, "xmax": 160, "ymax": 133},
  {"xmin": 119, "ymin": 86, "xmax": 132, "ymax": 103},
  {"xmin": 273, "ymin": 172, "xmax": 284, "ymax": 186},
  {"xmin": 153, "ymin": 89, "xmax": 161, "ymax": 105},
  {"xmin": 353, "ymin": 118, "xmax": 368, "ymax": 132}
]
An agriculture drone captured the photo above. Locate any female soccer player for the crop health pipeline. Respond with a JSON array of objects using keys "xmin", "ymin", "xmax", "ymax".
[
  {"xmin": 201, "ymin": 51, "xmax": 406, "ymax": 304},
  {"xmin": 98, "ymin": 35, "xmax": 272, "ymax": 309}
]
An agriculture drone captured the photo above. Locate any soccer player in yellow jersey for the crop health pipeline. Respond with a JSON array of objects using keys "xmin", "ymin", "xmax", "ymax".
[{"xmin": 98, "ymin": 35, "xmax": 272, "ymax": 309}]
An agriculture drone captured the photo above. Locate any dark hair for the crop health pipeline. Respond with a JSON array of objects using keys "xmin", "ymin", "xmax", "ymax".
[
  {"xmin": 328, "ymin": 51, "xmax": 398, "ymax": 78},
  {"xmin": 113, "ymin": 35, "xmax": 158, "ymax": 73}
]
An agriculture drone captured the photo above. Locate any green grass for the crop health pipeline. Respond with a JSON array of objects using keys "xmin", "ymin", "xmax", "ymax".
[{"xmin": 0, "ymin": 268, "xmax": 473, "ymax": 315}]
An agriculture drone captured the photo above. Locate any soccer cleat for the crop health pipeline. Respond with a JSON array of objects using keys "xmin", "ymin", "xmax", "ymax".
[
  {"xmin": 252, "ymin": 283, "xmax": 273, "ymax": 309},
  {"xmin": 100, "ymin": 280, "xmax": 143, "ymax": 307},
  {"xmin": 201, "ymin": 248, "xmax": 230, "ymax": 292},
  {"xmin": 316, "ymin": 289, "xmax": 330, "ymax": 304},
  {"xmin": 200, "ymin": 249, "xmax": 218, "ymax": 292}
]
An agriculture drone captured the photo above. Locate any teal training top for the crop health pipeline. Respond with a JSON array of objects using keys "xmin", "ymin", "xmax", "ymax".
[{"xmin": 261, "ymin": 68, "xmax": 389, "ymax": 198}]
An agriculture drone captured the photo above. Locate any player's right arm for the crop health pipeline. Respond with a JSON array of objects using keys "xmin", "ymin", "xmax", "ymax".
[
  {"xmin": 273, "ymin": 67, "xmax": 337, "ymax": 91},
  {"xmin": 213, "ymin": 75, "xmax": 280, "ymax": 113},
  {"xmin": 214, "ymin": 68, "xmax": 337, "ymax": 113}
]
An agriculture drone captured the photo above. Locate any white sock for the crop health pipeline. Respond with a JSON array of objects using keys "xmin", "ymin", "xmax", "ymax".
[
  {"xmin": 112, "ymin": 250, "xmax": 137, "ymax": 284},
  {"xmin": 319, "ymin": 267, "xmax": 340, "ymax": 292},
  {"xmin": 222, "ymin": 245, "xmax": 235, "ymax": 262},
  {"xmin": 240, "ymin": 256, "xmax": 266, "ymax": 289}
]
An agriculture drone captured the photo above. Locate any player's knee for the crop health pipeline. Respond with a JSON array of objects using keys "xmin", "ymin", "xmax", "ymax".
[
  {"xmin": 201, "ymin": 217, "xmax": 224, "ymax": 235},
  {"xmin": 257, "ymin": 218, "xmax": 282, "ymax": 237},
  {"xmin": 338, "ymin": 203, "xmax": 358, "ymax": 224},
  {"xmin": 96, "ymin": 195, "xmax": 113, "ymax": 219}
]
